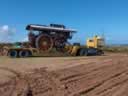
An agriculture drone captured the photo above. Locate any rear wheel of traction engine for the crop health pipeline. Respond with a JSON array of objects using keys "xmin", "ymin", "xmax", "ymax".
[
  {"xmin": 19, "ymin": 50, "xmax": 29, "ymax": 58},
  {"xmin": 36, "ymin": 34, "xmax": 53, "ymax": 52},
  {"xmin": 55, "ymin": 39, "xmax": 70, "ymax": 52},
  {"xmin": 8, "ymin": 50, "xmax": 18, "ymax": 58}
]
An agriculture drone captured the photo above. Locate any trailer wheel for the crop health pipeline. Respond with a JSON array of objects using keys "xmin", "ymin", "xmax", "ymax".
[
  {"xmin": 80, "ymin": 49, "xmax": 84, "ymax": 56},
  {"xmin": 28, "ymin": 51, "xmax": 32, "ymax": 57},
  {"xmin": 79, "ymin": 49, "xmax": 88, "ymax": 56},
  {"xmin": 19, "ymin": 50, "xmax": 29, "ymax": 58},
  {"xmin": 97, "ymin": 50, "xmax": 104, "ymax": 55},
  {"xmin": 8, "ymin": 50, "xmax": 18, "ymax": 58},
  {"xmin": 79, "ymin": 49, "xmax": 84, "ymax": 56},
  {"xmin": 84, "ymin": 49, "xmax": 88, "ymax": 56}
]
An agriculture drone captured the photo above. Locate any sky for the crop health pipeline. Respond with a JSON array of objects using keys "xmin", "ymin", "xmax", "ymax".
[{"xmin": 0, "ymin": 0, "xmax": 128, "ymax": 44}]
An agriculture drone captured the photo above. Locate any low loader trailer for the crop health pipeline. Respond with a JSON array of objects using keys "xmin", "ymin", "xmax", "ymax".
[{"xmin": 7, "ymin": 24, "xmax": 104, "ymax": 58}]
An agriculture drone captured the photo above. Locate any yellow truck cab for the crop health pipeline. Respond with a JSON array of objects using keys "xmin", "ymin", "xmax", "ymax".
[{"xmin": 87, "ymin": 35, "xmax": 105, "ymax": 48}]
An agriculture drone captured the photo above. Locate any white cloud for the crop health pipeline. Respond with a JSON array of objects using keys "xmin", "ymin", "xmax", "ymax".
[
  {"xmin": 2, "ymin": 25, "xmax": 8, "ymax": 32},
  {"xmin": 0, "ymin": 25, "xmax": 16, "ymax": 43}
]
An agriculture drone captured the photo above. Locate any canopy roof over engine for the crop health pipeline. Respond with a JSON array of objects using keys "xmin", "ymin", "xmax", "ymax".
[{"xmin": 26, "ymin": 24, "xmax": 77, "ymax": 33}]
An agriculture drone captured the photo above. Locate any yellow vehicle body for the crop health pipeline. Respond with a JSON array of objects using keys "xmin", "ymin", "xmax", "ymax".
[
  {"xmin": 65, "ymin": 45, "xmax": 80, "ymax": 56},
  {"xmin": 65, "ymin": 35, "xmax": 105, "ymax": 56},
  {"xmin": 86, "ymin": 35, "xmax": 105, "ymax": 48}
]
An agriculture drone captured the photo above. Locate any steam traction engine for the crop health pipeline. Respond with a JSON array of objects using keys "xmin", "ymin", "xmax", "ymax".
[{"xmin": 26, "ymin": 24, "xmax": 76, "ymax": 52}]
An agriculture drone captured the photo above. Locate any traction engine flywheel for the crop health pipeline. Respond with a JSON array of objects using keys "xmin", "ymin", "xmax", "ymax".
[{"xmin": 36, "ymin": 35, "xmax": 53, "ymax": 52}]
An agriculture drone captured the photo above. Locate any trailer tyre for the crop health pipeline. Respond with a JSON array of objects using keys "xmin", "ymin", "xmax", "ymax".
[
  {"xmin": 84, "ymin": 49, "xmax": 88, "ymax": 56},
  {"xmin": 80, "ymin": 49, "xmax": 88, "ymax": 56},
  {"xmin": 97, "ymin": 50, "xmax": 104, "ymax": 55},
  {"xmin": 8, "ymin": 50, "xmax": 18, "ymax": 58},
  {"xmin": 19, "ymin": 50, "xmax": 29, "ymax": 58}
]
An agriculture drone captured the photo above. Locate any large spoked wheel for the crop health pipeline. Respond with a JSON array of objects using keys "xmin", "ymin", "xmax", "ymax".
[
  {"xmin": 36, "ymin": 35, "xmax": 53, "ymax": 52},
  {"xmin": 19, "ymin": 50, "xmax": 29, "ymax": 58},
  {"xmin": 8, "ymin": 50, "xmax": 18, "ymax": 58}
]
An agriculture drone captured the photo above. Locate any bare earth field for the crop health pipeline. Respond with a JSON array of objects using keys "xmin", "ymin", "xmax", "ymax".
[{"xmin": 0, "ymin": 53, "xmax": 128, "ymax": 96}]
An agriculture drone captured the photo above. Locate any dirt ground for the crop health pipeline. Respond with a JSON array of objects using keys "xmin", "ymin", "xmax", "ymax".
[{"xmin": 0, "ymin": 53, "xmax": 128, "ymax": 96}]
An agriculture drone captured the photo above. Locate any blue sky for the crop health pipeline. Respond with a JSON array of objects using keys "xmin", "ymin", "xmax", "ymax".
[{"xmin": 0, "ymin": 0, "xmax": 128, "ymax": 44}]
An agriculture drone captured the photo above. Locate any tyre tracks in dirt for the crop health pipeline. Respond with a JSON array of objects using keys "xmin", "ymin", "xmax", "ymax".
[{"xmin": 0, "ymin": 54, "xmax": 128, "ymax": 96}]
